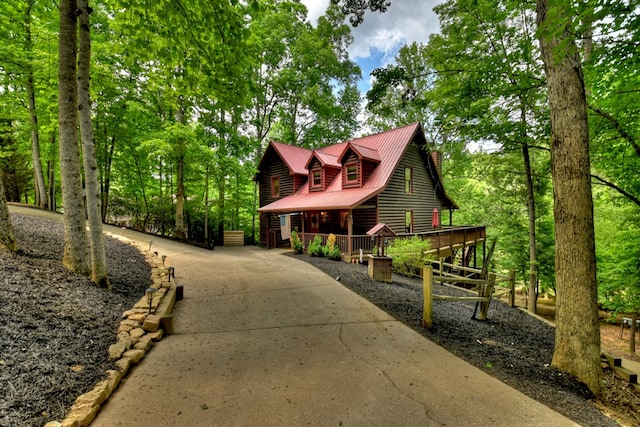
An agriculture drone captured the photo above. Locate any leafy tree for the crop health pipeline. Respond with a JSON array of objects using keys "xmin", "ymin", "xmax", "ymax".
[
  {"xmin": 78, "ymin": 0, "xmax": 109, "ymax": 288},
  {"xmin": 536, "ymin": 0, "xmax": 600, "ymax": 394},
  {"xmin": 58, "ymin": 0, "xmax": 90, "ymax": 275}
]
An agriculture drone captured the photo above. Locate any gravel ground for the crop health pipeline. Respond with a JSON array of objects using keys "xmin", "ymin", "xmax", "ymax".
[
  {"xmin": 1, "ymin": 213, "xmax": 638, "ymax": 427},
  {"xmin": 0, "ymin": 214, "xmax": 151, "ymax": 427},
  {"xmin": 295, "ymin": 253, "xmax": 640, "ymax": 427}
]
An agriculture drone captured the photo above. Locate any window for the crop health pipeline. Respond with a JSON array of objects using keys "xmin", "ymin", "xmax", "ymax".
[
  {"xmin": 404, "ymin": 167, "xmax": 413, "ymax": 194},
  {"xmin": 405, "ymin": 210, "xmax": 414, "ymax": 233},
  {"xmin": 346, "ymin": 164, "xmax": 358, "ymax": 182},
  {"xmin": 271, "ymin": 177, "xmax": 280, "ymax": 197},
  {"xmin": 311, "ymin": 170, "xmax": 322, "ymax": 188}
]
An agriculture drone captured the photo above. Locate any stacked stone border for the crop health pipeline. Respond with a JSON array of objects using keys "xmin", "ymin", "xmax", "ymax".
[{"xmin": 45, "ymin": 238, "xmax": 180, "ymax": 427}]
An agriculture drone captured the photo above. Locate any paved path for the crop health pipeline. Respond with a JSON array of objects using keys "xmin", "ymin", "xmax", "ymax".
[{"xmin": 10, "ymin": 206, "xmax": 578, "ymax": 426}]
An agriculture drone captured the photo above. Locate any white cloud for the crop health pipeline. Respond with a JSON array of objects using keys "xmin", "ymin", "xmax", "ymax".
[
  {"xmin": 302, "ymin": 0, "xmax": 331, "ymax": 24},
  {"xmin": 300, "ymin": 0, "xmax": 442, "ymax": 93}
]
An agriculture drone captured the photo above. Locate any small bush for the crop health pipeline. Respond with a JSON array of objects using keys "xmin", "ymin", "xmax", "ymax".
[
  {"xmin": 308, "ymin": 235, "xmax": 324, "ymax": 257},
  {"xmin": 388, "ymin": 236, "xmax": 433, "ymax": 277},
  {"xmin": 321, "ymin": 233, "xmax": 342, "ymax": 260},
  {"xmin": 290, "ymin": 230, "xmax": 303, "ymax": 253},
  {"xmin": 327, "ymin": 246, "xmax": 342, "ymax": 260}
]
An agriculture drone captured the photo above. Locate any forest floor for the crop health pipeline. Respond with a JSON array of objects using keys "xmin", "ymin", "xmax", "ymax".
[{"xmin": 0, "ymin": 213, "xmax": 638, "ymax": 426}]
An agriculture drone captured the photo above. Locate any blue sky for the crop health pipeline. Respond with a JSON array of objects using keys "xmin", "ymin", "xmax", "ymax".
[{"xmin": 301, "ymin": 0, "xmax": 443, "ymax": 94}]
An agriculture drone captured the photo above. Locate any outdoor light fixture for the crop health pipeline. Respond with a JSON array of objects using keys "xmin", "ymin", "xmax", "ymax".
[{"xmin": 145, "ymin": 287, "xmax": 157, "ymax": 314}]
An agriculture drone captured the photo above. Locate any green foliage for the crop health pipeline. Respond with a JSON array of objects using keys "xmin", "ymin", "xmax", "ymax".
[
  {"xmin": 290, "ymin": 230, "xmax": 303, "ymax": 252},
  {"xmin": 388, "ymin": 236, "xmax": 433, "ymax": 277},
  {"xmin": 308, "ymin": 235, "xmax": 324, "ymax": 257},
  {"xmin": 596, "ymin": 195, "xmax": 640, "ymax": 316},
  {"xmin": 322, "ymin": 233, "xmax": 342, "ymax": 260}
]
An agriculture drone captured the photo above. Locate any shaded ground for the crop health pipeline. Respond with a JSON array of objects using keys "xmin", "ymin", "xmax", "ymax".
[
  {"xmin": 0, "ymin": 214, "xmax": 151, "ymax": 427},
  {"xmin": 294, "ymin": 253, "xmax": 640, "ymax": 427},
  {"xmin": 1, "ymin": 213, "xmax": 638, "ymax": 426}
]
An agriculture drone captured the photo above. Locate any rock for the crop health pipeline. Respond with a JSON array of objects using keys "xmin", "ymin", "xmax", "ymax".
[
  {"xmin": 117, "ymin": 323, "xmax": 134, "ymax": 334},
  {"xmin": 127, "ymin": 312, "xmax": 147, "ymax": 323},
  {"xmin": 142, "ymin": 314, "xmax": 161, "ymax": 332},
  {"xmin": 123, "ymin": 349, "xmax": 145, "ymax": 364},
  {"xmin": 120, "ymin": 318, "xmax": 142, "ymax": 328},
  {"xmin": 117, "ymin": 331, "xmax": 132, "ymax": 350},
  {"xmin": 115, "ymin": 357, "xmax": 131, "ymax": 375},
  {"xmin": 108, "ymin": 340, "xmax": 126, "ymax": 361},
  {"xmin": 65, "ymin": 400, "xmax": 100, "ymax": 427},
  {"xmin": 147, "ymin": 329, "xmax": 164, "ymax": 342},
  {"xmin": 133, "ymin": 335, "xmax": 154, "ymax": 352},
  {"xmin": 129, "ymin": 327, "xmax": 145, "ymax": 340}
]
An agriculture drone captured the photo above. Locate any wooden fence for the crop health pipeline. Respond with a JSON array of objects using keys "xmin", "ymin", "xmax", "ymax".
[{"xmin": 422, "ymin": 261, "xmax": 515, "ymax": 329}]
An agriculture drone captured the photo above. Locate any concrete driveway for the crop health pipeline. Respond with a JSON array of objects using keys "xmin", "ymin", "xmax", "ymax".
[{"xmin": 9, "ymin": 205, "xmax": 577, "ymax": 426}]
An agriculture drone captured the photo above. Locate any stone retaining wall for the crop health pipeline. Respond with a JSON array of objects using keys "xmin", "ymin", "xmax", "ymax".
[{"xmin": 45, "ymin": 239, "xmax": 178, "ymax": 427}]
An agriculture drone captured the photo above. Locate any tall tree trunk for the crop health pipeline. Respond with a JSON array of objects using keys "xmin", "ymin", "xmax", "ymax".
[
  {"xmin": 536, "ymin": 0, "xmax": 601, "ymax": 395},
  {"xmin": 78, "ymin": 0, "xmax": 110, "ymax": 288},
  {"xmin": 630, "ymin": 312, "xmax": 637, "ymax": 354},
  {"xmin": 24, "ymin": 0, "xmax": 47, "ymax": 209},
  {"xmin": 173, "ymin": 105, "xmax": 187, "ymax": 240},
  {"xmin": 101, "ymin": 136, "xmax": 114, "ymax": 221},
  {"xmin": 521, "ymin": 102, "xmax": 538, "ymax": 313},
  {"xmin": 0, "ymin": 174, "xmax": 17, "ymax": 252},
  {"xmin": 218, "ymin": 176, "xmax": 225, "ymax": 241},
  {"xmin": 173, "ymin": 153, "xmax": 187, "ymax": 239},
  {"xmin": 47, "ymin": 131, "xmax": 57, "ymax": 211},
  {"xmin": 204, "ymin": 160, "xmax": 210, "ymax": 245},
  {"xmin": 58, "ymin": 0, "xmax": 90, "ymax": 275}
]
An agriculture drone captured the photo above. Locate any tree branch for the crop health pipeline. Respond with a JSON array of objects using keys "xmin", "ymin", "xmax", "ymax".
[
  {"xmin": 591, "ymin": 174, "xmax": 640, "ymax": 208},
  {"xmin": 588, "ymin": 104, "xmax": 640, "ymax": 158}
]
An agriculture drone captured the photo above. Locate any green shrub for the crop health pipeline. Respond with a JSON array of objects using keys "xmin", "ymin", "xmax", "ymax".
[
  {"xmin": 387, "ymin": 236, "xmax": 433, "ymax": 277},
  {"xmin": 290, "ymin": 230, "xmax": 304, "ymax": 253},
  {"xmin": 308, "ymin": 235, "xmax": 324, "ymax": 257},
  {"xmin": 321, "ymin": 233, "xmax": 342, "ymax": 260},
  {"xmin": 326, "ymin": 245, "xmax": 342, "ymax": 260}
]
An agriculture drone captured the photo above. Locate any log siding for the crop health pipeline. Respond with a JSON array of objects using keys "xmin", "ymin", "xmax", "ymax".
[{"xmin": 378, "ymin": 143, "xmax": 440, "ymax": 234}]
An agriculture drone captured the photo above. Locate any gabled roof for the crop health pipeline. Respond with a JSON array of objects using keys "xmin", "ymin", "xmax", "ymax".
[
  {"xmin": 306, "ymin": 151, "xmax": 341, "ymax": 169},
  {"xmin": 258, "ymin": 141, "xmax": 311, "ymax": 176},
  {"xmin": 341, "ymin": 142, "xmax": 381, "ymax": 163},
  {"xmin": 259, "ymin": 123, "xmax": 457, "ymax": 212}
]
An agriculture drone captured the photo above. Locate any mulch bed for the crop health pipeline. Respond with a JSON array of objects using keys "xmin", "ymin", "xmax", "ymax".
[
  {"xmin": 0, "ymin": 214, "xmax": 150, "ymax": 427},
  {"xmin": 294, "ymin": 253, "xmax": 640, "ymax": 427}
]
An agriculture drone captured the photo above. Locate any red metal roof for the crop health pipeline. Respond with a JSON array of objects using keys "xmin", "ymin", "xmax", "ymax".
[
  {"xmin": 306, "ymin": 151, "xmax": 341, "ymax": 169},
  {"xmin": 262, "ymin": 141, "xmax": 311, "ymax": 176},
  {"xmin": 342, "ymin": 142, "xmax": 381, "ymax": 163},
  {"xmin": 259, "ymin": 123, "xmax": 456, "ymax": 213}
]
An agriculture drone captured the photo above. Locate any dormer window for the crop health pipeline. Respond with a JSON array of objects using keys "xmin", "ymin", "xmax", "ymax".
[
  {"xmin": 346, "ymin": 164, "xmax": 358, "ymax": 182},
  {"xmin": 343, "ymin": 162, "xmax": 360, "ymax": 188},
  {"xmin": 311, "ymin": 169, "xmax": 322, "ymax": 189}
]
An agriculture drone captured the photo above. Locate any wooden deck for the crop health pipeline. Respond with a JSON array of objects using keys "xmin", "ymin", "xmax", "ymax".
[{"xmin": 300, "ymin": 225, "xmax": 486, "ymax": 262}]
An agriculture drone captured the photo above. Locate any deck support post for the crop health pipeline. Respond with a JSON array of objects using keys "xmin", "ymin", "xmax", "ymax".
[{"xmin": 423, "ymin": 265, "xmax": 433, "ymax": 328}]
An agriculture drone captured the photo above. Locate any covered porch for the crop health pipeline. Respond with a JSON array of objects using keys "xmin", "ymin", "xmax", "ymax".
[{"xmin": 262, "ymin": 208, "xmax": 485, "ymax": 267}]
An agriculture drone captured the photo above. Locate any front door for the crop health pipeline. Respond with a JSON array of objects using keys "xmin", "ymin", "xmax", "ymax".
[{"xmin": 308, "ymin": 211, "xmax": 320, "ymax": 233}]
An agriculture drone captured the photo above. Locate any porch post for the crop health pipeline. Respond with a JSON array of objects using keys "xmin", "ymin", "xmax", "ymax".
[{"xmin": 347, "ymin": 209, "xmax": 353, "ymax": 257}]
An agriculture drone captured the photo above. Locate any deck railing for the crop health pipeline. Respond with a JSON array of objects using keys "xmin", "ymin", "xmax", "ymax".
[{"xmin": 301, "ymin": 225, "xmax": 486, "ymax": 257}]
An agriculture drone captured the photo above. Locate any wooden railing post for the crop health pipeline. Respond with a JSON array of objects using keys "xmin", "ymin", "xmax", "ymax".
[
  {"xmin": 478, "ymin": 273, "xmax": 495, "ymax": 321},
  {"xmin": 423, "ymin": 265, "xmax": 433, "ymax": 328}
]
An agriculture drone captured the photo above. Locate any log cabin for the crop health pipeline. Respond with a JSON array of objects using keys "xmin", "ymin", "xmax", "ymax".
[{"xmin": 256, "ymin": 122, "xmax": 485, "ymax": 264}]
